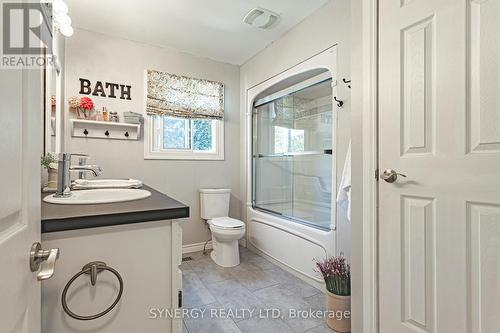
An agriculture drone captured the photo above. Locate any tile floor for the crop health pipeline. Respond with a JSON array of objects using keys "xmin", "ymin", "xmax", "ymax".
[{"xmin": 180, "ymin": 247, "xmax": 336, "ymax": 333}]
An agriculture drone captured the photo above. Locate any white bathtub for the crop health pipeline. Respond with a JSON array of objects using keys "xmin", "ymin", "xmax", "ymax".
[{"xmin": 246, "ymin": 206, "xmax": 335, "ymax": 289}]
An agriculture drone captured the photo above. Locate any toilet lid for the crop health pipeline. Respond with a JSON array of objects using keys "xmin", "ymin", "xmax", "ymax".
[{"xmin": 210, "ymin": 217, "xmax": 245, "ymax": 229}]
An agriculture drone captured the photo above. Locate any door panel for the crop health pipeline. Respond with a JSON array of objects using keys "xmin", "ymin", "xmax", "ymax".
[
  {"xmin": 400, "ymin": 195, "xmax": 435, "ymax": 332},
  {"xmin": 469, "ymin": 0, "xmax": 500, "ymax": 152},
  {"xmin": 468, "ymin": 202, "xmax": 500, "ymax": 333},
  {"xmin": 379, "ymin": 0, "xmax": 500, "ymax": 332},
  {"xmin": 0, "ymin": 68, "xmax": 42, "ymax": 332}
]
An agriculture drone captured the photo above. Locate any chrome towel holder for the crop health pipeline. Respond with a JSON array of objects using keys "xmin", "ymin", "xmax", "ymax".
[{"xmin": 61, "ymin": 261, "xmax": 124, "ymax": 321}]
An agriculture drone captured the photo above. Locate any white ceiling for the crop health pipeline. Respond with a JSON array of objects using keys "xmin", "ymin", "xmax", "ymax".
[{"xmin": 65, "ymin": 0, "xmax": 329, "ymax": 65}]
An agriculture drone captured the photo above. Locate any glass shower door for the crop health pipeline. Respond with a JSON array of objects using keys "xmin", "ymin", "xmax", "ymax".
[{"xmin": 252, "ymin": 78, "xmax": 333, "ymax": 230}]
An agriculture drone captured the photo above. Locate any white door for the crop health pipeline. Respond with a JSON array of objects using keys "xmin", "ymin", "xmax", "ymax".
[
  {"xmin": 0, "ymin": 68, "xmax": 44, "ymax": 331},
  {"xmin": 379, "ymin": 0, "xmax": 500, "ymax": 332}
]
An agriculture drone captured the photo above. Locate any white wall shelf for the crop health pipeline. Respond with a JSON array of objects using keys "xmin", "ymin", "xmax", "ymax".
[{"xmin": 71, "ymin": 119, "xmax": 141, "ymax": 140}]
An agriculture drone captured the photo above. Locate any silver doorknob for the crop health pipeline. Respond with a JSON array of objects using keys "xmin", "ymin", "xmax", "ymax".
[
  {"xmin": 30, "ymin": 242, "xmax": 60, "ymax": 281},
  {"xmin": 381, "ymin": 169, "xmax": 407, "ymax": 183}
]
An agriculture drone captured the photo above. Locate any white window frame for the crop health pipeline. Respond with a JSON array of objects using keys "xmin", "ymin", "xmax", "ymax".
[{"xmin": 144, "ymin": 115, "xmax": 225, "ymax": 160}]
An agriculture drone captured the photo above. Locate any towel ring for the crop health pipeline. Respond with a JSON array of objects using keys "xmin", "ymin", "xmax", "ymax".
[{"xmin": 61, "ymin": 261, "xmax": 124, "ymax": 321}]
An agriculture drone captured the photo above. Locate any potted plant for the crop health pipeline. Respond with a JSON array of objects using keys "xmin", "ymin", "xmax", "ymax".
[
  {"xmin": 41, "ymin": 153, "xmax": 58, "ymax": 189},
  {"xmin": 315, "ymin": 255, "xmax": 351, "ymax": 332}
]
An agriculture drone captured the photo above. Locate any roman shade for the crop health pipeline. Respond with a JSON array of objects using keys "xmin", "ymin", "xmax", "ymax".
[{"xmin": 146, "ymin": 70, "xmax": 224, "ymax": 119}]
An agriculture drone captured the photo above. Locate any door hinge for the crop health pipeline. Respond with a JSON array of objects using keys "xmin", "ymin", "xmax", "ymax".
[
  {"xmin": 178, "ymin": 290, "xmax": 183, "ymax": 308},
  {"xmin": 375, "ymin": 169, "xmax": 379, "ymax": 181}
]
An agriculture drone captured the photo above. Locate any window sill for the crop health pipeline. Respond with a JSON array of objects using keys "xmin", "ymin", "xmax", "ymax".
[{"xmin": 144, "ymin": 151, "xmax": 224, "ymax": 161}]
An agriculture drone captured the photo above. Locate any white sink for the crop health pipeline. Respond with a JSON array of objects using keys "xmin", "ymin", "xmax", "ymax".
[{"xmin": 43, "ymin": 188, "xmax": 151, "ymax": 205}]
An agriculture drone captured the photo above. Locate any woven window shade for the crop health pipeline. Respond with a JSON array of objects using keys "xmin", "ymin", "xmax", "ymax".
[{"xmin": 146, "ymin": 70, "xmax": 224, "ymax": 119}]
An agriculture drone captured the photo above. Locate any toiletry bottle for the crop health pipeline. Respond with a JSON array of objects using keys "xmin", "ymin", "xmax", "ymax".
[
  {"xmin": 110, "ymin": 111, "xmax": 119, "ymax": 122},
  {"xmin": 102, "ymin": 107, "xmax": 109, "ymax": 121},
  {"xmin": 95, "ymin": 107, "xmax": 103, "ymax": 121}
]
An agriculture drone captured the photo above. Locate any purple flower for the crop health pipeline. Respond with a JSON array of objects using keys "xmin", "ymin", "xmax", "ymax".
[{"xmin": 314, "ymin": 255, "xmax": 351, "ymax": 296}]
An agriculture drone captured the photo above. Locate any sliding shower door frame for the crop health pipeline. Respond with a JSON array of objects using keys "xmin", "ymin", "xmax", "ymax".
[
  {"xmin": 251, "ymin": 73, "xmax": 335, "ymax": 232},
  {"xmin": 251, "ymin": 75, "xmax": 338, "ymax": 232}
]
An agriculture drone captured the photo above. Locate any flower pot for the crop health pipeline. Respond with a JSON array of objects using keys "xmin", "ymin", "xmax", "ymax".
[
  {"xmin": 77, "ymin": 107, "xmax": 93, "ymax": 119},
  {"xmin": 47, "ymin": 168, "xmax": 58, "ymax": 189},
  {"xmin": 325, "ymin": 290, "xmax": 351, "ymax": 332}
]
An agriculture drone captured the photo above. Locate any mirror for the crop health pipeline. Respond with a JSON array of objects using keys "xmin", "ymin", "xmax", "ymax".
[
  {"xmin": 43, "ymin": 31, "xmax": 64, "ymax": 154},
  {"xmin": 44, "ymin": 59, "xmax": 57, "ymax": 153}
]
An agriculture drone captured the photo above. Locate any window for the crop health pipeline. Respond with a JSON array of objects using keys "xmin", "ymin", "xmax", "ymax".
[
  {"xmin": 147, "ymin": 115, "xmax": 223, "ymax": 159},
  {"xmin": 145, "ymin": 70, "xmax": 224, "ymax": 160},
  {"xmin": 274, "ymin": 126, "xmax": 305, "ymax": 154}
]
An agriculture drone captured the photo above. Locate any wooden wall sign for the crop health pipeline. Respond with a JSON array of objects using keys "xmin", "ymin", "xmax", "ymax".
[{"xmin": 79, "ymin": 78, "xmax": 132, "ymax": 100}]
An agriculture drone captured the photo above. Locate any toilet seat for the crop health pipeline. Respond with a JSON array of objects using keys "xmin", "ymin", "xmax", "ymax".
[{"xmin": 210, "ymin": 217, "xmax": 245, "ymax": 230}]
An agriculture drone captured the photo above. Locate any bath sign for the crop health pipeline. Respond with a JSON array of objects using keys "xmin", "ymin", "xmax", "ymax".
[{"xmin": 79, "ymin": 78, "xmax": 132, "ymax": 100}]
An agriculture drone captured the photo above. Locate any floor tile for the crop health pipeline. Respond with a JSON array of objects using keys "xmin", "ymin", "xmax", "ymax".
[
  {"xmin": 182, "ymin": 247, "xmax": 338, "ymax": 333},
  {"xmin": 205, "ymin": 279, "xmax": 267, "ymax": 322},
  {"xmin": 253, "ymin": 284, "xmax": 324, "ymax": 332},
  {"xmin": 182, "ymin": 271, "xmax": 216, "ymax": 308},
  {"xmin": 228, "ymin": 261, "xmax": 280, "ymax": 291},
  {"xmin": 305, "ymin": 322, "xmax": 337, "ymax": 333},
  {"xmin": 304, "ymin": 292, "xmax": 326, "ymax": 312},
  {"xmin": 190, "ymin": 258, "xmax": 234, "ymax": 285},
  {"xmin": 266, "ymin": 267, "xmax": 322, "ymax": 298},
  {"xmin": 181, "ymin": 251, "xmax": 210, "ymax": 271},
  {"xmin": 236, "ymin": 316, "xmax": 293, "ymax": 333},
  {"xmin": 183, "ymin": 302, "xmax": 242, "ymax": 333},
  {"xmin": 240, "ymin": 249, "xmax": 277, "ymax": 270}
]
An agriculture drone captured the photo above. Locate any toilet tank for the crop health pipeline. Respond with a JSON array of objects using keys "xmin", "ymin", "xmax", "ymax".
[{"xmin": 199, "ymin": 189, "xmax": 231, "ymax": 220}]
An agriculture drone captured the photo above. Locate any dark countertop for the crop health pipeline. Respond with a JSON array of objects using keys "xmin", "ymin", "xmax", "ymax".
[{"xmin": 41, "ymin": 185, "xmax": 189, "ymax": 233}]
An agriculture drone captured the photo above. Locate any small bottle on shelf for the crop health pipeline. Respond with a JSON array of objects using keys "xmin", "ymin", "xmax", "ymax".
[
  {"xmin": 95, "ymin": 107, "xmax": 103, "ymax": 121},
  {"xmin": 102, "ymin": 107, "xmax": 109, "ymax": 121},
  {"xmin": 109, "ymin": 111, "xmax": 119, "ymax": 122}
]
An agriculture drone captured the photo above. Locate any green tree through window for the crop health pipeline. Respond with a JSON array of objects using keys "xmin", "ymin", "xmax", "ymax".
[
  {"xmin": 193, "ymin": 119, "xmax": 213, "ymax": 151},
  {"xmin": 161, "ymin": 116, "xmax": 215, "ymax": 151}
]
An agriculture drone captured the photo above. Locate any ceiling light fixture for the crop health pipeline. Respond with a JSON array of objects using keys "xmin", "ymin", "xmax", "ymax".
[
  {"xmin": 52, "ymin": 0, "xmax": 73, "ymax": 37},
  {"xmin": 243, "ymin": 7, "xmax": 280, "ymax": 29}
]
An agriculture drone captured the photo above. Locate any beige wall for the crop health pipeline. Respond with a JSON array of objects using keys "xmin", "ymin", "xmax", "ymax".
[
  {"xmin": 239, "ymin": 0, "xmax": 352, "ymax": 258},
  {"xmin": 62, "ymin": 0, "xmax": 350, "ymax": 249},
  {"xmin": 64, "ymin": 29, "xmax": 241, "ymax": 246}
]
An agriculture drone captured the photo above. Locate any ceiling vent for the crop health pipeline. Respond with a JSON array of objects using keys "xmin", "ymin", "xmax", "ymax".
[{"xmin": 243, "ymin": 7, "xmax": 280, "ymax": 29}]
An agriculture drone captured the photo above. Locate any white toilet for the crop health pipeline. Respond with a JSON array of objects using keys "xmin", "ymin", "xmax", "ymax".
[{"xmin": 199, "ymin": 189, "xmax": 245, "ymax": 267}]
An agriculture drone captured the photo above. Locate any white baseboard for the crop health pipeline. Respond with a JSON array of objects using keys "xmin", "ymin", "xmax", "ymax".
[
  {"xmin": 183, "ymin": 238, "xmax": 246, "ymax": 254},
  {"xmin": 182, "ymin": 241, "xmax": 212, "ymax": 254}
]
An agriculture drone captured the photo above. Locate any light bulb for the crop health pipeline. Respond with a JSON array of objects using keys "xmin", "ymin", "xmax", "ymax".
[
  {"xmin": 54, "ymin": 12, "xmax": 71, "ymax": 26},
  {"xmin": 52, "ymin": 0, "xmax": 68, "ymax": 15},
  {"xmin": 59, "ymin": 25, "xmax": 74, "ymax": 37}
]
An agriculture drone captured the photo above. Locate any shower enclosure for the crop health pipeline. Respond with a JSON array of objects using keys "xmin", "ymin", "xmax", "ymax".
[
  {"xmin": 252, "ymin": 78, "xmax": 333, "ymax": 231},
  {"xmin": 245, "ymin": 46, "xmax": 346, "ymax": 288}
]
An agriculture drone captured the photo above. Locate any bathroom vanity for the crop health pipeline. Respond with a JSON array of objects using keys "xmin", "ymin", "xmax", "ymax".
[{"xmin": 40, "ymin": 185, "xmax": 189, "ymax": 333}]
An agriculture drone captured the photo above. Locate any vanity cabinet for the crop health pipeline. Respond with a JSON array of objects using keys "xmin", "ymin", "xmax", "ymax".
[
  {"xmin": 41, "ymin": 220, "xmax": 183, "ymax": 333},
  {"xmin": 40, "ymin": 186, "xmax": 188, "ymax": 333}
]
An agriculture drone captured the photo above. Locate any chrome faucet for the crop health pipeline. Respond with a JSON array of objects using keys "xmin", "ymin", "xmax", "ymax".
[
  {"xmin": 71, "ymin": 165, "xmax": 102, "ymax": 177},
  {"xmin": 78, "ymin": 157, "xmax": 88, "ymax": 180},
  {"xmin": 55, "ymin": 153, "xmax": 102, "ymax": 198}
]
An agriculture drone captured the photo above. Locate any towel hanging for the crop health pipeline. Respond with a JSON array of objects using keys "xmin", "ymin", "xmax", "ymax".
[{"xmin": 337, "ymin": 141, "xmax": 351, "ymax": 221}]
